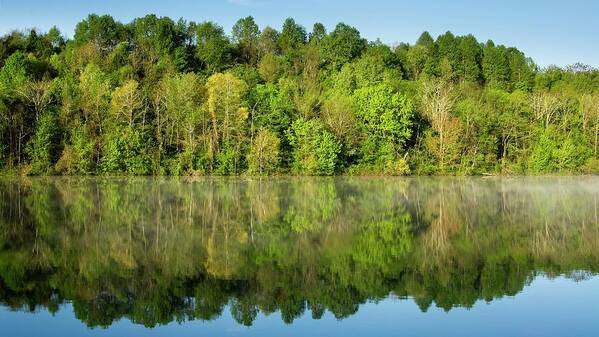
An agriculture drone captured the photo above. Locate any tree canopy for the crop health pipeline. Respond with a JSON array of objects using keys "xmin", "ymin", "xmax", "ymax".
[{"xmin": 1, "ymin": 14, "xmax": 598, "ymax": 175}]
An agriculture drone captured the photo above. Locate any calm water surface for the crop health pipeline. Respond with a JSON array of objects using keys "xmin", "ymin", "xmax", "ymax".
[{"xmin": 0, "ymin": 177, "xmax": 598, "ymax": 336}]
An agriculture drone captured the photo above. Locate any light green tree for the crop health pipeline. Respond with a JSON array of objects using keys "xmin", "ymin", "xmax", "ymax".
[
  {"xmin": 247, "ymin": 128, "xmax": 280, "ymax": 175},
  {"xmin": 206, "ymin": 72, "xmax": 248, "ymax": 173},
  {"xmin": 287, "ymin": 118, "xmax": 341, "ymax": 175},
  {"xmin": 353, "ymin": 83, "xmax": 414, "ymax": 173}
]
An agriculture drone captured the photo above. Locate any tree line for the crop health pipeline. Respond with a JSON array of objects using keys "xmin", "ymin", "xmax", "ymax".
[{"xmin": 1, "ymin": 14, "xmax": 598, "ymax": 175}]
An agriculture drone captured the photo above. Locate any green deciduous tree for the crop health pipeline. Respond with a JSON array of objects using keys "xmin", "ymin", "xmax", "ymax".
[
  {"xmin": 309, "ymin": 23, "xmax": 327, "ymax": 43},
  {"xmin": 74, "ymin": 14, "xmax": 126, "ymax": 52},
  {"xmin": 278, "ymin": 18, "xmax": 306, "ymax": 55},
  {"xmin": 206, "ymin": 72, "xmax": 248, "ymax": 174},
  {"xmin": 195, "ymin": 22, "xmax": 232, "ymax": 73},
  {"xmin": 78, "ymin": 63, "xmax": 111, "ymax": 132},
  {"xmin": 0, "ymin": 51, "xmax": 31, "ymax": 165},
  {"xmin": 258, "ymin": 53, "xmax": 283, "ymax": 83},
  {"xmin": 157, "ymin": 72, "xmax": 205, "ymax": 173},
  {"xmin": 321, "ymin": 23, "xmax": 366, "ymax": 69},
  {"xmin": 26, "ymin": 111, "xmax": 60, "ymax": 174},
  {"xmin": 287, "ymin": 118, "xmax": 340, "ymax": 175},
  {"xmin": 247, "ymin": 128, "xmax": 280, "ymax": 175},
  {"xmin": 110, "ymin": 79, "xmax": 143, "ymax": 127},
  {"xmin": 232, "ymin": 16, "xmax": 260, "ymax": 64},
  {"xmin": 420, "ymin": 79, "xmax": 462, "ymax": 172},
  {"xmin": 482, "ymin": 41, "xmax": 510, "ymax": 90},
  {"xmin": 353, "ymin": 83, "xmax": 414, "ymax": 173},
  {"xmin": 257, "ymin": 26, "xmax": 280, "ymax": 56},
  {"xmin": 248, "ymin": 83, "xmax": 292, "ymax": 137},
  {"xmin": 457, "ymin": 35, "xmax": 482, "ymax": 83}
]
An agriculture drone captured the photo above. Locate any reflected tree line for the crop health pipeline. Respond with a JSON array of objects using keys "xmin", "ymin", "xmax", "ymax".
[{"xmin": 0, "ymin": 177, "xmax": 598, "ymax": 327}]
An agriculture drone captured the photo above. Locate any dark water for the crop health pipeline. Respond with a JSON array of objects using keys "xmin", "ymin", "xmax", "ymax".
[{"xmin": 0, "ymin": 177, "xmax": 598, "ymax": 336}]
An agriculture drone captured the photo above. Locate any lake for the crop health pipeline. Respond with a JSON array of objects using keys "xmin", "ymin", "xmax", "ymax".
[{"xmin": 0, "ymin": 176, "xmax": 598, "ymax": 336}]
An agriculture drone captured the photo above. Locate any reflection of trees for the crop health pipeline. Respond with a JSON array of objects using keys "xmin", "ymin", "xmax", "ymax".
[
  {"xmin": 0, "ymin": 177, "xmax": 597, "ymax": 327},
  {"xmin": 419, "ymin": 179, "xmax": 463, "ymax": 267}
]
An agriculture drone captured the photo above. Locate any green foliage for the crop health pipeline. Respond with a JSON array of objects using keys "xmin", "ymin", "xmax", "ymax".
[
  {"xmin": 78, "ymin": 63, "xmax": 111, "ymax": 127},
  {"xmin": 529, "ymin": 127, "xmax": 592, "ymax": 173},
  {"xmin": 101, "ymin": 127, "xmax": 154, "ymax": 175},
  {"xmin": 352, "ymin": 48, "xmax": 401, "ymax": 88},
  {"xmin": 249, "ymin": 83, "xmax": 292, "ymax": 135},
  {"xmin": 321, "ymin": 23, "xmax": 367, "ymax": 69},
  {"xmin": 321, "ymin": 94, "xmax": 360, "ymax": 159},
  {"xmin": 257, "ymin": 53, "xmax": 283, "ymax": 83},
  {"xmin": 352, "ymin": 84, "xmax": 414, "ymax": 172},
  {"xmin": 457, "ymin": 35, "xmax": 483, "ymax": 83},
  {"xmin": 26, "ymin": 112, "xmax": 60, "ymax": 174},
  {"xmin": 309, "ymin": 23, "xmax": 327, "ymax": 43},
  {"xmin": 278, "ymin": 18, "xmax": 306, "ymax": 55},
  {"xmin": 195, "ymin": 22, "xmax": 232, "ymax": 73},
  {"xmin": 232, "ymin": 16, "xmax": 260, "ymax": 63},
  {"xmin": 74, "ymin": 14, "xmax": 126, "ymax": 50},
  {"xmin": 0, "ymin": 15, "xmax": 596, "ymax": 176},
  {"xmin": 287, "ymin": 118, "xmax": 341, "ymax": 175},
  {"xmin": 416, "ymin": 31, "xmax": 435, "ymax": 49},
  {"xmin": 0, "ymin": 51, "xmax": 29, "ymax": 95},
  {"xmin": 482, "ymin": 41, "xmax": 510, "ymax": 89},
  {"xmin": 0, "ymin": 143, "xmax": 6, "ymax": 169},
  {"xmin": 129, "ymin": 15, "xmax": 184, "ymax": 55},
  {"xmin": 206, "ymin": 72, "xmax": 248, "ymax": 174},
  {"xmin": 55, "ymin": 125, "xmax": 95, "ymax": 174},
  {"xmin": 247, "ymin": 128, "xmax": 280, "ymax": 175}
]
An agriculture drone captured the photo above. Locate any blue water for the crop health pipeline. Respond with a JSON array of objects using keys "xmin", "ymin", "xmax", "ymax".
[{"xmin": 2, "ymin": 276, "xmax": 597, "ymax": 337}]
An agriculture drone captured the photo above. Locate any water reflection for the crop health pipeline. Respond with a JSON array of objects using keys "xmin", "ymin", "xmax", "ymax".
[{"xmin": 0, "ymin": 177, "xmax": 597, "ymax": 328}]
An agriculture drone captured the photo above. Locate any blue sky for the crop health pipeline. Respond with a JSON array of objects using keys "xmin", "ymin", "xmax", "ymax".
[{"xmin": 0, "ymin": 0, "xmax": 597, "ymax": 68}]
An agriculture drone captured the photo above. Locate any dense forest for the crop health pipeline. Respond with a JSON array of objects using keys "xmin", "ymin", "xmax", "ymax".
[
  {"xmin": 1, "ymin": 177, "xmax": 597, "ymax": 326},
  {"xmin": 1, "ymin": 14, "xmax": 598, "ymax": 175}
]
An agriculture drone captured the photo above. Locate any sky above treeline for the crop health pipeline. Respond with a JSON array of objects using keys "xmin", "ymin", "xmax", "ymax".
[{"xmin": 0, "ymin": 0, "xmax": 597, "ymax": 68}]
